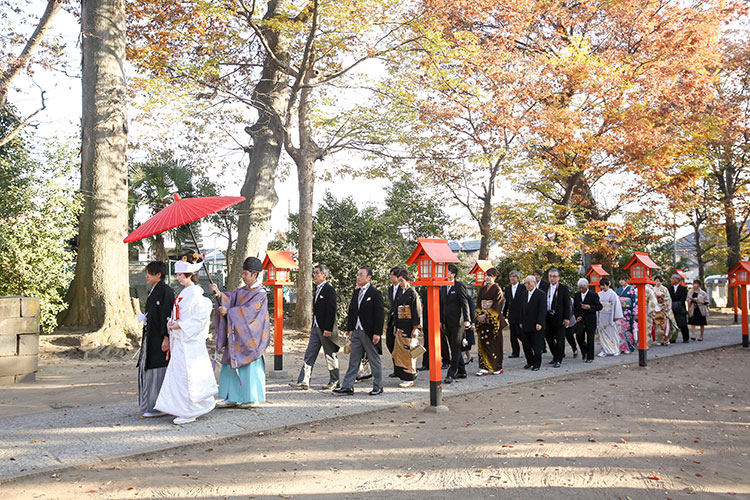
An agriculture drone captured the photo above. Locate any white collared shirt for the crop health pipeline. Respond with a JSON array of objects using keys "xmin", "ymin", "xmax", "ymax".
[
  {"xmin": 548, "ymin": 283, "xmax": 557, "ymax": 311},
  {"xmin": 356, "ymin": 282, "xmax": 371, "ymax": 330},
  {"xmin": 581, "ymin": 290, "xmax": 588, "ymax": 302},
  {"xmin": 511, "ymin": 283, "xmax": 518, "ymax": 298},
  {"xmin": 313, "ymin": 281, "xmax": 326, "ymax": 327},
  {"xmin": 527, "ymin": 288, "xmax": 534, "ymax": 303}
]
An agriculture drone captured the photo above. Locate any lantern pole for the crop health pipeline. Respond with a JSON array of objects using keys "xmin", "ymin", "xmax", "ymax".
[
  {"xmin": 269, "ymin": 284, "xmax": 288, "ymax": 378},
  {"xmin": 636, "ymin": 283, "xmax": 648, "ymax": 367},
  {"xmin": 733, "ymin": 285, "xmax": 739, "ymax": 324},
  {"xmin": 742, "ymin": 284, "xmax": 749, "ymax": 348},
  {"xmin": 425, "ymin": 284, "xmax": 447, "ymax": 413}
]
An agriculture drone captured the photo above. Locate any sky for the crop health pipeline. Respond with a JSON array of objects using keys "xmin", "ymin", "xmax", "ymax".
[{"xmin": 12, "ymin": 0, "xmax": 695, "ymax": 256}]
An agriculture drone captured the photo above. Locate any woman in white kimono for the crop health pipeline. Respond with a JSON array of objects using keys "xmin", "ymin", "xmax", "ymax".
[
  {"xmin": 597, "ymin": 277, "xmax": 625, "ymax": 357},
  {"xmin": 155, "ymin": 255, "xmax": 217, "ymax": 425}
]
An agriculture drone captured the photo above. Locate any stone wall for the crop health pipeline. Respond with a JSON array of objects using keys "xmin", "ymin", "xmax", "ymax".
[{"xmin": 0, "ymin": 297, "xmax": 40, "ymax": 384}]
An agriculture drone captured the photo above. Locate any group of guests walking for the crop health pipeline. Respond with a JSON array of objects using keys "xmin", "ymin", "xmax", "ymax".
[{"xmin": 138, "ymin": 254, "xmax": 713, "ymax": 418}]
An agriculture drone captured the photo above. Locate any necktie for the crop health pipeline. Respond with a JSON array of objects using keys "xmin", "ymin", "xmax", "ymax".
[{"xmin": 358, "ymin": 287, "xmax": 366, "ymax": 306}]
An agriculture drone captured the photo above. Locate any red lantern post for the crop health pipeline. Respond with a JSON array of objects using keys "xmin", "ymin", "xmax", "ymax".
[
  {"xmin": 262, "ymin": 251, "xmax": 298, "ymax": 377},
  {"xmin": 469, "ymin": 260, "xmax": 493, "ymax": 287},
  {"xmin": 675, "ymin": 269, "xmax": 689, "ymax": 286},
  {"xmin": 585, "ymin": 265, "xmax": 609, "ymax": 293},
  {"xmin": 406, "ymin": 238, "xmax": 460, "ymax": 412},
  {"xmin": 729, "ymin": 271, "xmax": 739, "ymax": 324},
  {"xmin": 729, "ymin": 262, "xmax": 750, "ymax": 348},
  {"xmin": 623, "ymin": 252, "xmax": 660, "ymax": 367}
]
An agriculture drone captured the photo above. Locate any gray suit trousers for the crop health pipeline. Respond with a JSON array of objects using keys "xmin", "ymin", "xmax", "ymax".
[
  {"xmin": 341, "ymin": 329, "xmax": 382, "ymax": 391},
  {"xmin": 297, "ymin": 325, "xmax": 339, "ymax": 384}
]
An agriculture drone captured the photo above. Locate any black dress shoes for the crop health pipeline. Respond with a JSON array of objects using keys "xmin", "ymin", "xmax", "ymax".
[
  {"xmin": 584, "ymin": 359, "xmax": 593, "ymax": 363},
  {"xmin": 523, "ymin": 364, "xmax": 532, "ymax": 369},
  {"xmin": 531, "ymin": 366, "xmax": 540, "ymax": 371},
  {"xmin": 508, "ymin": 354, "xmax": 520, "ymax": 358},
  {"xmin": 444, "ymin": 376, "xmax": 454, "ymax": 384},
  {"xmin": 553, "ymin": 361, "xmax": 561, "ymax": 368},
  {"xmin": 368, "ymin": 387, "xmax": 384, "ymax": 396},
  {"xmin": 332, "ymin": 387, "xmax": 354, "ymax": 396},
  {"xmin": 548, "ymin": 360, "xmax": 555, "ymax": 365},
  {"xmin": 455, "ymin": 373, "xmax": 467, "ymax": 379},
  {"xmin": 572, "ymin": 351, "xmax": 578, "ymax": 358}
]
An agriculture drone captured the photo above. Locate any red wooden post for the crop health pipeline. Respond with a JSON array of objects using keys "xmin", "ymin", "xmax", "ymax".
[
  {"xmin": 274, "ymin": 285, "xmax": 284, "ymax": 371},
  {"xmin": 636, "ymin": 283, "xmax": 648, "ymax": 367},
  {"xmin": 742, "ymin": 285, "xmax": 749, "ymax": 348},
  {"xmin": 427, "ymin": 285, "xmax": 442, "ymax": 407}
]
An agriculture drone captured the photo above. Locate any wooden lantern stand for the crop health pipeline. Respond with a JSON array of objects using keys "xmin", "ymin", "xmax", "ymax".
[
  {"xmin": 262, "ymin": 251, "xmax": 298, "ymax": 378},
  {"xmin": 406, "ymin": 238, "xmax": 460, "ymax": 413},
  {"xmin": 469, "ymin": 260, "xmax": 492, "ymax": 288},
  {"xmin": 729, "ymin": 262, "xmax": 750, "ymax": 348},
  {"xmin": 623, "ymin": 252, "xmax": 660, "ymax": 367},
  {"xmin": 729, "ymin": 271, "xmax": 739, "ymax": 324}
]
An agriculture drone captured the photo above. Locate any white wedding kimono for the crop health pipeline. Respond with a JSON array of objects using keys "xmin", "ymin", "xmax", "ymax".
[
  {"xmin": 155, "ymin": 284, "xmax": 217, "ymax": 419},
  {"xmin": 597, "ymin": 288, "xmax": 625, "ymax": 355}
]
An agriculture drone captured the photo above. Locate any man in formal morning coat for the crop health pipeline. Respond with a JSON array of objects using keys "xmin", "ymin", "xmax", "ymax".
[
  {"xmin": 333, "ymin": 267, "xmax": 385, "ymax": 396},
  {"xmin": 520, "ymin": 275, "xmax": 547, "ymax": 371},
  {"xmin": 440, "ymin": 263, "xmax": 471, "ymax": 384},
  {"xmin": 545, "ymin": 268, "xmax": 571, "ymax": 368},
  {"xmin": 503, "ymin": 270, "xmax": 525, "ymax": 359},
  {"xmin": 574, "ymin": 277, "xmax": 603, "ymax": 363},
  {"xmin": 290, "ymin": 264, "xmax": 340, "ymax": 391}
]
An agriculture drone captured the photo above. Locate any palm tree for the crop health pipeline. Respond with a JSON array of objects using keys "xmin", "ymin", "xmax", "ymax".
[{"xmin": 128, "ymin": 150, "xmax": 200, "ymax": 261}]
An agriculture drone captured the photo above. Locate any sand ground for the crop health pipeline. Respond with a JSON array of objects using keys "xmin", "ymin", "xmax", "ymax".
[{"xmin": 4, "ymin": 343, "xmax": 749, "ymax": 499}]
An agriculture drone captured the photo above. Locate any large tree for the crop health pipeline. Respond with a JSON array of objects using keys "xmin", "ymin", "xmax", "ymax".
[{"xmin": 61, "ymin": 0, "xmax": 137, "ymax": 346}]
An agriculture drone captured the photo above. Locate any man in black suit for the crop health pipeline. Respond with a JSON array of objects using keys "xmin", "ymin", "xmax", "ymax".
[
  {"xmin": 502, "ymin": 270, "xmax": 525, "ymax": 358},
  {"xmin": 290, "ymin": 264, "xmax": 339, "ymax": 390},
  {"xmin": 520, "ymin": 275, "xmax": 547, "ymax": 370},
  {"xmin": 545, "ymin": 268, "xmax": 571, "ymax": 368},
  {"xmin": 334, "ymin": 267, "xmax": 385, "ymax": 396},
  {"xmin": 385, "ymin": 266, "xmax": 403, "ymax": 377},
  {"xmin": 669, "ymin": 274, "xmax": 690, "ymax": 343},
  {"xmin": 440, "ymin": 263, "xmax": 471, "ymax": 383},
  {"xmin": 574, "ymin": 278, "xmax": 603, "ymax": 363},
  {"xmin": 534, "ymin": 269, "xmax": 550, "ymax": 293}
]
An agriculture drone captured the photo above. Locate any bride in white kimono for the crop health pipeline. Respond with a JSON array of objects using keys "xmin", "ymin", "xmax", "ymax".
[
  {"xmin": 597, "ymin": 277, "xmax": 625, "ymax": 357},
  {"xmin": 155, "ymin": 258, "xmax": 217, "ymax": 425}
]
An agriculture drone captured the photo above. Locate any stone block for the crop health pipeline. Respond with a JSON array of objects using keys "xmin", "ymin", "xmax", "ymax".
[
  {"xmin": 0, "ymin": 297, "xmax": 20, "ymax": 319},
  {"xmin": 0, "ymin": 335, "xmax": 16, "ymax": 356},
  {"xmin": 0, "ymin": 317, "xmax": 39, "ymax": 336},
  {"xmin": 21, "ymin": 297, "xmax": 40, "ymax": 318},
  {"xmin": 17, "ymin": 333, "xmax": 39, "ymax": 356},
  {"xmin": 0, "ymin": 355, "xmax": 37, "ymax": 377},
  {"xmin": 0, "ymin": 375, "xmax": 15, "ymax": 385},
  {"xmin": 15, "ymin": 372, "xmax": 35, "ymax": 383}
]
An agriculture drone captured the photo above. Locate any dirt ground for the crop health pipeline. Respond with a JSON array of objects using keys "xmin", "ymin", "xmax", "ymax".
[{"xmin": 4, "ymin": 344, "xmax": 749, "ymax": 499}]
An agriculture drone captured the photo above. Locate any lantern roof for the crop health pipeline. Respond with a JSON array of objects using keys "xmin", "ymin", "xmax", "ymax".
[
  {"xmin": 262, "ymin": 251, "xmax": 298, "ymax": 270},
  {"xmin": 675, "ymin": 269, "xmax": 689, "ymax": 282},
  {"xmin": 406, "ymin": 238, "xmax": 460, "ymax": 266},
  {"xmin": 585, "ymin": 264, "xmax": 609, "ymax": 277},
  {"xmin": 623, "ymin": 251, "xmax": 660, "ymax": 271},
  {"xmin": 469, "ymin": 260, "xmax": 493, "ymax": 274},
  {"xmin": 729, "ymin": 261, "xmax": 750, "ymax": 276}
]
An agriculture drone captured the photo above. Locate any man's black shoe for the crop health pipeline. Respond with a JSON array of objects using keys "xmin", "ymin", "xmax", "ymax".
[
  {"xmin": 455, "ymin": 373, "xmax": 467, "ymax": 379},
  {"xmin": 332, "ymin": 387, "xmax": 354, "ymax": 396},
  {"xmin": 531, "ymin": 366, "xmax": 540, "ymax": 371},
  {"xmin": 584, "ymin": 359, "xmax": 593, "ymax": 363},
  {"xmin": 548, "ymin": 360, "xmax": 555, "ymax": 364},
  {"xmin": 368, "ymin": 388, "xmax": 384, "ymax": 396},
  {"xmin": 523, "ymin": 364, "xmax": 532, "ymax": 369},
  {"xmin": 553, "ymin": 361, "xmax": 561, "ymax": 368},
  {"xmin": 443, "ymin": 376, "xmax": 454, "ymax": 384},
  {"xmin": 508, "ymin": 354, "xmax": 520, "ymax": 358}
]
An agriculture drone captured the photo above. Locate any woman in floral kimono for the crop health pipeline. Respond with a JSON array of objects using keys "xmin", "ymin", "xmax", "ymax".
[
  {"xmin": 616, "ymin": 276, "xmax": 637, "ymax": 353},
  {"xmin": 597, "ymin": 278, "xmax": 625, "ymax": 356},
  {"xmin": 652, "ymin": 276, "xmax": 676, "ymax": 345},
  {"xmin": 644, "ymin": 283, "xmax": 658, "ymax": 347},
  {"xmin": 475, "ymin": 268, "xmax": 504, "ymax": 375}
]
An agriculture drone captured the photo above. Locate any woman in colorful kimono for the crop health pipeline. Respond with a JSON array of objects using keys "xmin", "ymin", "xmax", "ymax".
[
  {"xmin": 154, "ymin": 253, "xmax": 217, "ymax": 425},
  {"xmin": 652, "ymin": 276, "xmax": 676, "ymax": 345},
  {"xmin": 616, "ymin": 275, "xmax": 637, "ymax": 353},
  {"xmin": 391, "ymin": 269, "xmax": 422, "ymax": 388},
  {"xmin": 597, "ymin": 277, "xmax": 625, "ymax": 356},
  {"xmin": 210, "ymin": 256, "xmax": 271, "ymax": 408},
  {"xmin": 687, "ymin": 279, "xmax": 710, "ymax": 341},
  {"xmin": 644, "ymin": 283, "xmax": 659, "ymax": 347},
  {"xmin": 475, "ymin": 267, "xmax": 504, "ymax": 376}
]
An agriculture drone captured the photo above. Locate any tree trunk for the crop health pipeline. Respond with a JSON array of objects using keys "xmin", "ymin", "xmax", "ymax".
[
  {"xmin": 227, "ymin": 0, "xmax": 289, "ymax": 290},
  {"xmin": 61, "ymin": 0, "xmax": 138, "ymax": 347},
  {"xmin": 288, "ymin": 81, "xmax": 317, "ymax": 330},
  {"xmin": 153, "ymin": 233, "xmax": 167, "ymax": 261}
]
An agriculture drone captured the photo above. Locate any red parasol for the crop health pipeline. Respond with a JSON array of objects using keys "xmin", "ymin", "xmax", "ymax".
[
  {"xmin": 124, "ymin": 193, "xmax": 245, "ymax": 285},
  {"xmin": 124, "ymin": 193, "xmax": 244, "ymax": 243}
]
